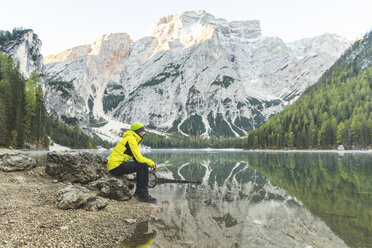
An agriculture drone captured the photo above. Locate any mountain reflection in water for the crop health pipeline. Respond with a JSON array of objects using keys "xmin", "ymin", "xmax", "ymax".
[{"xmin": 139, "ymin": 151, "xmax": 372, "ymax": 248}]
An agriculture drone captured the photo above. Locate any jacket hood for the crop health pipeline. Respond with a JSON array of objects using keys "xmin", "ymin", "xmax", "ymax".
[{"xmin": 123, "ymin": 130, "xmax": 142, "ymax": 143}]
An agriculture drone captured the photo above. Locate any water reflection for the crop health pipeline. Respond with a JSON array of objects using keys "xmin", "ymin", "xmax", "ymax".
[
  {"xmin": 121, "ymin": 221, "xmax": 157, "ymax": 248},
  {"xmin": 143, "ymin": 151, "xmax": 372, "ymax": 248},
  {"xmin": 245, "ymin": 152, "xmax": 372, "ymax": 248},
  {"xmin": 21, "ymin": 149, "xmax": 371, "ymax": 247}
]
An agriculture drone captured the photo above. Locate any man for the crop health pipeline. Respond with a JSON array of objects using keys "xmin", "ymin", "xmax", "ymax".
[{"xmin": 107, "ymin": 122, "xmax": 158, "ymax": 203}]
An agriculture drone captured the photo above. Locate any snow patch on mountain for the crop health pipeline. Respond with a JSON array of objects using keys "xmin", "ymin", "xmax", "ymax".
[{"xmin": 92, "ymin": 119, "xmax": 169, "ymax": 144}]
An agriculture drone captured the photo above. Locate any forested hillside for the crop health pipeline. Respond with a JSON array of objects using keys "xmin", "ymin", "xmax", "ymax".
[
  {"xmin": 245, "ymin": 31, "xmax": 372, "ymax": 149},
  {"xmin": 0, "ymin": 52, "xmax": 112, "ymax": 149},
  {"xmin": 0, "ymin": 53, "xmax": 48, "ymax": 148}
]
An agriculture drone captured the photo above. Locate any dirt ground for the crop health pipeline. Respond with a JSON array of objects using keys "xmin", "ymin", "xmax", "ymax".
[{"xmin": 0, "ymin": 165, "xmax": 161, "ymax": 248}]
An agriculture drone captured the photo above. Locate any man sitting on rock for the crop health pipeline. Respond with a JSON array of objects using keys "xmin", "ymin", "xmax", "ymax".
[{"xmin": 107, "ymin": 122, "xmax": 158, "ymax": 203}]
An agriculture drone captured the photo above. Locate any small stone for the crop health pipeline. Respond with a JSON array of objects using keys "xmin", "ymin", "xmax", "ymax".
[
  {"xmin": 60, "ymin": 226, "xmax": 69, "ymax": 230},
  {"xmin": 253, "ymin": 219, "xmax": 262, "ymax": 225},
  {"xmin": 10, "ymin": 176, "xmax": 26, "ymax": 183},
  {"xmin": 150, "ymin": 215, "xmax": 158, "ymax": 221},
  {"xmin": 125, "ymin": 219, "xmax": 136, "ymax": 224},
  {"xmin": 337, "ymin": 145, "xmax": 345, "ymax": 151}
]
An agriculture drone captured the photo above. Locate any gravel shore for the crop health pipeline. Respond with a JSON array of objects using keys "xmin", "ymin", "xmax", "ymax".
[{"xmin": 0, "ymin": 166, "xmax": 160, "ymax": 248}]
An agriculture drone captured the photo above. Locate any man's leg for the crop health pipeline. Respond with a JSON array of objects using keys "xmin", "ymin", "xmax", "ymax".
[
  {"xmin": 109, "ymin": 161, "xmax": 138, "ymax": 176},
  {"xmin": 109, "ymin": 161, "xmax": 150, "ymax": 198},
  {"xmin": 123, "ymin": 161, "xmax": 156, "ymax": 203},
  {"xmin": 135, "ymin": 162, "xmax": 149, "ymax": 197}
]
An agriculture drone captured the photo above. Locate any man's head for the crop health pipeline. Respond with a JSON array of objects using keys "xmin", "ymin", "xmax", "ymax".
[{"xmin": 131, "ymin": 122, "xmax": 146, "ymax": 137}]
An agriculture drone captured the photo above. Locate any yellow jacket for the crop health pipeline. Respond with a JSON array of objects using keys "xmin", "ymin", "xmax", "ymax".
[{"xmin": 107, "ymin": 130, "xmax": 155, "ymax": 171}]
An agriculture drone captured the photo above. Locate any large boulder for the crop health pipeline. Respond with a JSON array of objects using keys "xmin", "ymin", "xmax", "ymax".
[
  {"xmin": 0, "ymin": 152, "xmax": 37, "ymax": 172},
  {"xmin": 46, "ymin": 151, "xmax": 107, "ymax": 183},
  {"xmin": 90, "ymin": 176, "xmax": 133, "ymax": 201},
  {"xmin": 56, "ymin": 184, "xmax": 108, "ymax": 211}
]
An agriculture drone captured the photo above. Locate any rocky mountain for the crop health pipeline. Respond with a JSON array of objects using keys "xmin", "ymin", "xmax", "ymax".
[
  {"xmin": 44, "ymin": 33, "xmax": 131, "ymax": 128},
  {"xmin": 1, "ymin": 11, "xmax": 351, "ymax": 139},
  {"xmin": 44, "ymin": 11, "xmax": 351, "ymax": 138},
  {"xmin": 0, "ymin": 28, "xmax": 44, "ymax": 78}
]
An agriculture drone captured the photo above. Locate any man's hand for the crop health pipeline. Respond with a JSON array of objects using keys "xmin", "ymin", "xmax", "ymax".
[{"xmin": 152, "ymin": 163, "xmax": 158, "ymax": 171}]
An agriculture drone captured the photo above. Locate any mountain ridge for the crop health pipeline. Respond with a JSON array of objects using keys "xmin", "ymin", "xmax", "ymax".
[{"xmin": 1, "ymin": 11, "xmax": 352, "ymax": 141}]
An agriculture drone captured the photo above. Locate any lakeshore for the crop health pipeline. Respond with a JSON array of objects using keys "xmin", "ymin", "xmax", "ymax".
[{"xmin": 0, "ymin": 152, "xmax": 160, "ymax": 248}]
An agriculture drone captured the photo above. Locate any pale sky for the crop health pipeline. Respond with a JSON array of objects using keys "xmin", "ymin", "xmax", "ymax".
[{"xmin": 1, "ymin": 0, "xmax": 371, "ymax": 56}]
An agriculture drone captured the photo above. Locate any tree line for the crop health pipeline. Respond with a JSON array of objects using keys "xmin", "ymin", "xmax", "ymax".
[
  {"xmin": 245, "ymin": 31, "xmax": 372, "ymax": 149},
  {"xmin": 49, "ymin": 115, "xmax": 112, "ymax": 149},
  {"xmin": 140, "ymin": 131, "xmax": 245, "ymax": 149},
  {"xmin": 0, "ymin": 27, "xmax": 31, "ymax": 48}
]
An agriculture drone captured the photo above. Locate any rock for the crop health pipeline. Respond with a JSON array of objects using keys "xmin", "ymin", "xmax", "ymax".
[
  {"xmin": 0, "ymin": 152, "xmax": 37, "ymax": 172},
  {"xmin": 56, "ymin": 185, "xmax": 108, "ymax": 211},
  {"xmin": 150, "ymin": 215, "xmax": 158, "ymax": 221},
  {"xmin": 84, "ymin": 197, "xmax": 109, "ymax": 211},
  {"xmin": 10, "ymin": 176, "xmax": 26, "ymax": 183},
  {"xmin": 89, "ymin": 176, "xmax": 132, "ymax": 201},
  {"xmin": 46, "ymin": 151, "xmax": 107, "ymax": 183},
  {"xmin": 0, "ymin": 29, "xmax": 44, "ymax": 78},
  {"xmin": 337, "ymin": 145, "xmax": 345, "ymax": 151},
  {"xmin": 125, "ymin": 218, "xmax": 136, "ymax": 224}
]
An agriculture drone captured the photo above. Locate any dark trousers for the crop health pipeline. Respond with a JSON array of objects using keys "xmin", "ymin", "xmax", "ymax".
[{"xmin": 109, "ymin": 161, "xmax": 149, "ymax": 196}]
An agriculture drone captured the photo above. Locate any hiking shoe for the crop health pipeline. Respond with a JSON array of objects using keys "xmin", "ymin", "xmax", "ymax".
[{"xmin": 138, "ymin": 195, "xmax": 157, "ymax": 203}]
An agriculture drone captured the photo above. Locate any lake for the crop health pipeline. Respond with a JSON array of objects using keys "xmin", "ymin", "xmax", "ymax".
[{"xmin": 120, "ymin": 150, "xmax": 372, "ymax": 248}]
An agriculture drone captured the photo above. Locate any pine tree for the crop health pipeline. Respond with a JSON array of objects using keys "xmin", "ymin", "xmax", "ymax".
[
  {"xmin": 24, "ymin": 71, "xmax": 38, "ymax": 142},
  {"xmin": 337, "ymin": 122, "xmax": 347, "ymax": 145},
  {"xmin": 288, "ymin": 131, "xmax": 295, "ymax": 148},
  {"xmin": 35, "ymin": 83, "xmax": 47, "ymax": 147},
  {"xmin": 0, "ymin": 78, "xmax": 6, "ymax": 146}
]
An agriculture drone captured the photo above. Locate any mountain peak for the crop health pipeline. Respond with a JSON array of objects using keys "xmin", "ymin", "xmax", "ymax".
[
  {"xmin": 147, "ymin": 10, "xmax": 261, "ymax": 52},
  {"xmin": 0, "ymin": 28, "xmax": 43, "ymax": 78},
  {"xmin": 155, "ymin": 10, "xmax": 208, "ymax": 26},
  {"xmin": 44, "ymin": 33, "xmax": 131, "ymax": 64}
]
